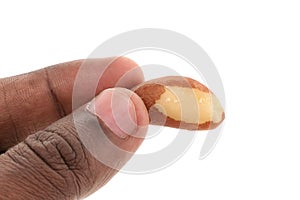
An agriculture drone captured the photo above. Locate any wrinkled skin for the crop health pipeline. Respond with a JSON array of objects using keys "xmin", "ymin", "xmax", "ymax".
[{"xmin": 0, "ymin": 57, "xmax": 149, "ymax": 200}]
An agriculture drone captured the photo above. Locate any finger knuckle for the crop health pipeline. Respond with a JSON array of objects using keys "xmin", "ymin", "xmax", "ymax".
[{"xmin": 21, "ymin": 124, "xmax": 92, "ymax": 198}]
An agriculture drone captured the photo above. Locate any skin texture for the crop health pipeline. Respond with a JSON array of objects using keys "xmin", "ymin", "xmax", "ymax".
[
  {"xmin": 0, "ymin": 57, "xmax": 149, "ymax": 200},
  {"xmin": 0, "ymin": 57, "xmax": 144, "ymax": 152},
  {"xmin": 0, "ymin": 58, "xmax": 225, "ymax": 200}
]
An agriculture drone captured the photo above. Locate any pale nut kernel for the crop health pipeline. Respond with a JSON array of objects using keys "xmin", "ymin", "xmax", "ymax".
[{"xmin": 132, "ymin": 76, "xmax": 225, "ymax": 130}]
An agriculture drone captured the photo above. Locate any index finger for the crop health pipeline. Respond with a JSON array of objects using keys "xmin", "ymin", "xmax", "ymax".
[{"xmin": 0, "ymin": 57, "xmax": 144, "ymax": 152}]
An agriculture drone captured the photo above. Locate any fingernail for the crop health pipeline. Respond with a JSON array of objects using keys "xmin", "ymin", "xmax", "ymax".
[{"xmin": 86, "ymin": 88, "xmax": 138, "ymax": 139}]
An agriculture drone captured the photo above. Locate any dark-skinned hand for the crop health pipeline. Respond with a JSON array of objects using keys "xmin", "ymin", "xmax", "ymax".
[{"xmin": 0, "ymin": 57, "xmax": 149, "ymax": 200}]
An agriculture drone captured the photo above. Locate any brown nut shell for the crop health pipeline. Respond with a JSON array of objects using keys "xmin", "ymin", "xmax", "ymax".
[{"xmin": 132, "ymin": 76, "xmax": 225, "ymax": 131}]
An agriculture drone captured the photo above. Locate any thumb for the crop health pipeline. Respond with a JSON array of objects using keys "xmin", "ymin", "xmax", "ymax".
[{"xmin": 0, "ymin": 88, "xmax": 149, "ymax": 200}]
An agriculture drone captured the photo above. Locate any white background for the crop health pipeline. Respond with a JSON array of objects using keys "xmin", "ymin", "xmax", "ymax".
[{"xmin": 1, "ymin": 1, "xmax": 300, "ymax": 199}]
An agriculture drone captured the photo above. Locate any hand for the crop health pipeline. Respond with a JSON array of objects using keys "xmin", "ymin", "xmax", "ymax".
[{"xmin": 0, "ymin": 57, "xmax": 149, "ymax": 199}]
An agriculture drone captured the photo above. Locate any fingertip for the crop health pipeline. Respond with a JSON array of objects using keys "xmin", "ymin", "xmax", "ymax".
[
  {"xmin": 112, "ymin": 56, "xmax": 139, "ymax": 69},
  {"xmin": 128, "ymin": 89, "xmax": 150, "ymax": 137},
  {"xmin": 88, "ymin": 88, "xmax": 149, "ymax": 140},
  {"xmin": 99, "ymin": 57, "xmax": 144, "ymax": 91}
]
